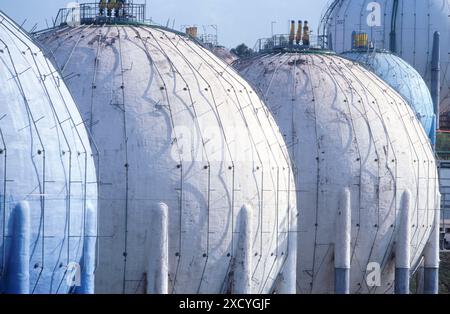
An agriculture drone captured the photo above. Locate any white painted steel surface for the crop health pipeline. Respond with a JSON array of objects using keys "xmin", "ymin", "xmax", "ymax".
[
  {"xmin": 325, "ymin": 0, "xmax": 450, "ymax": 113},
  {"xmin": 0, "ymin": 11, "xmax": 98, "ymax": 293},
  {"xmin": 38, "ymin": 25, "xmax": 297, "ymax": 294},
  {"xmin": 236, "ymin": 52, "xmax": 439, "ymax": 293}
]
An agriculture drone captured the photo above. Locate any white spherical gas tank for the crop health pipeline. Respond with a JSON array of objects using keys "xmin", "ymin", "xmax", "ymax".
[
  {"xmin": 38, "ymin": 25, "xmax": 297, "ymax": 294},
  {"xmin": 342, "ymin": 51, "xmax": 436, "ymax": 143},
  {"xmin": 325, "ymin": 0, "xmax": 450, "ymax": 114},
  {"xmin": 236, "ymin": 52, "xmax": 439, "ymax": 293},
  {"xmin": 0, "ymin": 11, "xmax": 97, "ymax": 294}
]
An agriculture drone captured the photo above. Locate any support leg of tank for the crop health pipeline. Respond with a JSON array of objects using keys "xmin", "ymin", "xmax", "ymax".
[
  {"xmin": 395, "ymin": 190, "xmax": 411, "ymax": 294},
  {"xmin": 5, "ymin": 201, "xmax": 30, "ymax": 294},
  {"xmin": 232, "ymin": 205, "xmax": 253, "ymax": 294},
  {"xmin": 335, "ymin": 188, "xmax": 351, "ymax": 294},
  {"xmin": 146, "ymin": 203, "xmax": 169, "ymax": 294},
  {"xmin": 75, "ymin": 205, "xmax": 97, "ymax": 294},
  {"xmin": 275, "ymin": 205, "xmax": 297, "ymax": 294},
  {"xmin": 416, "ymin": 263, "xmax": 424, "ymax": 293},
  {"xmin": 423, "ymin": 194, "xmax": 440, "ymax": 294}
]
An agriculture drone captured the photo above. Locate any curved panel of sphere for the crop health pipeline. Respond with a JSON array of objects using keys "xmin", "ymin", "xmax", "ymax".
[
  {"xmin": 325, "ymin": 0, "xmax": 450, "ymax": 113},
  {"xmin": 236, "ymin": 52, "xmax": 439, "ymax": 293},
  {"xmin": 342, "ymin": 51, "xmax": 435, "ymax": 142},
  {"xmin": 37, "ymin": 25, "xmax": 297, "ymax": 294},
  {"xmin": 0, "ymin": 11, "xmax": 98, "ymax": 294}
]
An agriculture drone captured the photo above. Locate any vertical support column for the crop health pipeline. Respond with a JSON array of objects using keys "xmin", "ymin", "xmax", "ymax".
[
  {"xmin": 289, "ymin": 21, "xmax": 296, "ymax": 47},
  {"xmin": 233, "ymin": 205, "xmax": 253, "ymax": 294},
  {"xmin": 423, "ymin": 193, "xmax": 441, "ymax": 294},
  {"xmin": 76, "ymin": 205, "xmax": 97, "ymax": 294},
  {"xmin": 5, "ymin": 201, "xmax": 30, "ymax": 294},
  {"xmin": 276, "ymin": 205, "xmax": 297, "ymax": 294},
  {"xmin": 389, "ymin": 0, "xmax": 399, "ymax": 53},
  {"xmin": 147, "ymin": 203, "xmax": 169, "ymax": 294},
  {"xmin": 335, "ymin": 188, "xmax": 351, "ymax": 294},
  {"xmin": 395, "ymin": 190, "xmax": 411, "ymax": 294},
  {"xmin": 431, "ymin": 31, "xmax": 441, "ymax": 140},
  {"xmin": 328, "ymin": 32, "xmax": 333, "ymax": 51},
  {"xmin": 416, "ymin": 261, "xmax": 424, "ymax": 294}
]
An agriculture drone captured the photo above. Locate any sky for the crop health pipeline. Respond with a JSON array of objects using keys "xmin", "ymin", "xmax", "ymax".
[{"xmin": 0, "ymin": 0, "xmax": 331, "ymax": 48}]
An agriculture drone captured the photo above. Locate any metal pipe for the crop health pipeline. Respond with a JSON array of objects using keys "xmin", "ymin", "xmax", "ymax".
[
  {"xmin": 276, "ymin": 205, "xmax": 297, "ymax": 294},
  {"xmin": 146, "ymin": 203, "xmax": 169, "ymax": 294},
  {"xmin": 5, "ymin": 201, "xmax": 30, "ymax": 294},
  {"xmin": 416, "ymin": 263, "xmax": 424, "ymax": 294},
  {"xmin": 423, "ymin": 193, "xmax": 440, "ymax": 294},
  {"xmin": 395, "ymin": 190, "xmax": 411, "ymax": 294},
  {"xmin": 335, "ymin": 188, "xmax": 351, "ymax": 294},
  {"xmin": 296, "ymin": 21, "xmax": 303, "ymax": 45},
  {"xmin": 233, "ymin": 204, "xmax": 253, "ymax": 294},
  {"xmin": 302, "ymin": 21, "xmax": 310, "ymax": 46},
  {"xmin": 328, "ymin": 32, "xmax": 333, "ymax": 50},
  {"xmin": 76, "ymin": 205, "xmax": 97, "ymax": 294},
  {"xmin": 389, "ymin": 0, "xmax": 399, "ymax": 53},
  {"xmin": 289, "ymin": 20, "xmax": 296, "ymax": 46},
  {"xmin": 431, "ymin": 32, "xmax": 441, "ymax": 132}
]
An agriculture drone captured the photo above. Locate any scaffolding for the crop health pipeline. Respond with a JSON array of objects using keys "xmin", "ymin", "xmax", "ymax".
[
  {"xmin": 253, "ymin": 34, "xmax": 323, "ymax": 54},
  {"xmin": 53, "ymin": 2, "xmax": 146, "ymax": 27}
]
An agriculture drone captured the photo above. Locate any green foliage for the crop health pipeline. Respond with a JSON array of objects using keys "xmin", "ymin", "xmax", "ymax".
[{"xmin": 230, "ymin": 43, "xmax": 254, "ymax": 58}]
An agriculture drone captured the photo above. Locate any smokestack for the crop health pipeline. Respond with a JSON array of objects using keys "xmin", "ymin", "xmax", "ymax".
[
  {"xmin": 302, "ymin": 20, "xmax": 310, "ymax": 46},
  {"xmin": 296, "ymin": 20, "xmax": 303, "ymax": 45},
  {"xmin": 289, "ymin": 20, "xmax": 295, "ymax": 45}
]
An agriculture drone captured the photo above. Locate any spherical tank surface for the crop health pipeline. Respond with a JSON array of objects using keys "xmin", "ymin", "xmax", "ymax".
[
  {"xmin": 325, "ymin": 0, "xmax": 450, "ymax": 114},
  {"xmin": 342, "ymin": 51, "xmax": 435, "ymax": 143},
  {"xmin": 37, "ymin": 24, "xmax": 297, "ymax": 294},
  {"xmin": 0, "ymin": 11, "xmax": 98, "ymax": 294},
  {"xmin": 235, "ymin": 52, "xmax": 439, "ymax": 293}
]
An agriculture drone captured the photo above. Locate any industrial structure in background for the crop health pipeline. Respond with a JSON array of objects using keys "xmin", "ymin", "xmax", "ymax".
[
  {"xmin": 320, "ymin": 0, "xmax": 450, "ymax": 259},
  {"xmin": 0, "ymin": 0, "xmax": 446, "ymax": 295},
  {"xmin": 235, "ymin": 19, "xmax": 440, "ymax": 294},
  {"xmin": 322, "ymin": 0, "xmax": 450, "ymax": 128},
  {"xmin": 0, "ymin": 11, "xmax": 98, "ymax": 294},
  {"xmin": 254, "ymin": 20, "xmax": 314, "ymax": 54},
  {"xmin": 184, "ymin": 25, "xmax": 238, "ymax": 65},
  {"xmin": 36, "ymin": 1, "xmax": 298, "ymax": 294},
  {"xmin": 341, "ymin": 50, "xmax": 436, "ymax": 146}
]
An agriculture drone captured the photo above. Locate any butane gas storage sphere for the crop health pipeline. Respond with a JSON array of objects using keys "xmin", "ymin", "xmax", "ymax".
[
  {"xmin": 325, "ymin": 0, "xmax": 450, "ymax": 114},
  {"xmin": 0, "ymin": 11, "xmax": 97, "ymax": 294},
  {"xmin": 235, "ymin": 52, "xmax": 439, "ymax": 294},
  {"xmin": 38, "ymin": 24, "xmax": 297, "ymax": 294},
  {"xmin": 342, "ymin": 51, "xmax": 436, "ymax": 143}
]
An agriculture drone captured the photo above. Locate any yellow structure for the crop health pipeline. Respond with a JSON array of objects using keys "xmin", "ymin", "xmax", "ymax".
[
  {"xmin": 289, "ymin": 20, "xmax": 296, "ymax": 44},
  {"xmin": 352, "ymin": 32, "xmax": 369, "ymax": 49},
  {"xmin": 302, "ymin": 21, "xmax": 310, "ymax": 46},
  {"xmin": 108, "ymin": 0, "xmax": 118, "ymax": 9},
  {"xmin": 296, "ymin": 21, "xmax": 303, "ymax": 45}
]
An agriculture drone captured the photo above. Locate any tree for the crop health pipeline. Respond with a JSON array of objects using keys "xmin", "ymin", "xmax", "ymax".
[{"xmin": 230, "ymin": 43, "xmax": 254, "ymax": 58}]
